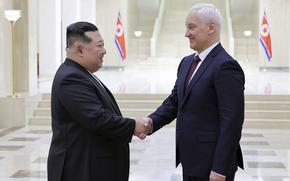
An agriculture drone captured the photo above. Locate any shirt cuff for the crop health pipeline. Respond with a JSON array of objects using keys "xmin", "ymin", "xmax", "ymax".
[{"xmin": 211, "ymin": 171, "xmax": 226, "ymax": 177}]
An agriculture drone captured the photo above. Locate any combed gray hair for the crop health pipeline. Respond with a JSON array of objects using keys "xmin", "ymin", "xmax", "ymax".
[{"xmin": 190, "ymin": 3, "xmax": 222, "ymax": 32}]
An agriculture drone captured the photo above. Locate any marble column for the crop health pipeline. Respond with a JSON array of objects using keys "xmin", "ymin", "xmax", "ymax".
[
  {"xmin": 61, "ymin": 0, "xmax": 80, "ymax": 61},
  {"xmin": 0, "ymin": 0, "xmax": 12, "ymax": 96},
  {"xmin": 27, "ymin": 0, "xmax": 38, "ymax": 95},
  {"xmin": 38, "ymin": 0, "xmax": 61, "ymax": 78}
]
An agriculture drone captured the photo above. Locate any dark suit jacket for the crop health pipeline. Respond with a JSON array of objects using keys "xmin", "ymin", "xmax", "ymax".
[
  {"xmin": 149, "ymin": 43, "xmax": 244, "ymax": 177},
  {"xmin": 47, "ymin": 58, "xmax": 135, "ymax": 181}
]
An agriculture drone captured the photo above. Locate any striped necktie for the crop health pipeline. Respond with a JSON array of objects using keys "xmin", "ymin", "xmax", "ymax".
[{"xmin": 184, "ymin": 55, "xmax": 201, "ymax": 95}]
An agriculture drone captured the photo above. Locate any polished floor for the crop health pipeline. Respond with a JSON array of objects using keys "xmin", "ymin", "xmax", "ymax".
[
  {"xmin": 1, "ymin": 59, "xmax": 290, "ymax": 180},
  {"xmin": 0, "ymin": 126, "xmax": 290, "ymax": 180}
]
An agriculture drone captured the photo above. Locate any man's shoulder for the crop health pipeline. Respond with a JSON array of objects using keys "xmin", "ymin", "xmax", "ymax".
[
  {"xmin": 53, "ymin": 61, "xmax": 89, "ymax": 87},
  {"xmin": 181, "ymin": 53, "xmax": 195, "ymax": 63},
  {"xmin": 177, "ymin": 53, "xmax": 195, "ymax": 70},
  {"xmin": 57, "ymin": 59, "xmax": 87, "ymax": 76},
  {"xmin": 214, "ymin": 47, "xmax": 236, "ymax": 63}
]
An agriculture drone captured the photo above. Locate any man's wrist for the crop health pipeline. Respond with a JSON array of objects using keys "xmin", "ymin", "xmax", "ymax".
[{"xmin": 146, "ymin": 117, "xmax": 153, "ymax": 133}]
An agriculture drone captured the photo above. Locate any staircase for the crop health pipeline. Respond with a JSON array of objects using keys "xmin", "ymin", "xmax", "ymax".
[
  {"xmin": 30, "ymin": 93, "xmax": 290, "ymax": 129},
  {"xmin": 156, "ymin": 10, "xmax": 192, "ymax": 58},
  {"xmin": 244, "ymin": 95, "xmax": 290, "ymax": 128},
  {"xmin": 156, "ymin": 0, "xmax": 230, "ymax": 59}
]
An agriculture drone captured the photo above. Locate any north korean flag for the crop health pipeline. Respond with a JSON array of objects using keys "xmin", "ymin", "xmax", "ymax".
[
  {"xmin": 114, "ymin": 12, "xmax": 126, "ymax": 61},
  {"xmin": 259, "ymin": 11, "xmax": 272, "ymax": 61}
]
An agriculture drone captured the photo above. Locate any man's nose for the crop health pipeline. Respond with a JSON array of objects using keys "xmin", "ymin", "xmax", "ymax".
[{"xmin": 185, "ymin": 30, "xmax": 190, "ymax": 37}]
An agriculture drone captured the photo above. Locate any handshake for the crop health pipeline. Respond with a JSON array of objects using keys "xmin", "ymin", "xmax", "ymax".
[{"xmin": 134, "ymin": 117, "xmax": 152, "ymax": 140}]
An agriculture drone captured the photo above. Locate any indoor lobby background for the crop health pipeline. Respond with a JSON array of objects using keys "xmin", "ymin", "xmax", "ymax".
[{"xmin": 0, "ymin": 0, "xmax": 290, "ymax": 180}]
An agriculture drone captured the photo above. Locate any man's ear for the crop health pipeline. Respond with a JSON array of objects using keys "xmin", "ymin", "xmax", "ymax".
[
  {"xmin": 75, "ymin": 42, "xmax": 84, "ymax": 57},
  {"xmin": 208, "ymin": 20, "xmax": 216, "ymax": 34}
]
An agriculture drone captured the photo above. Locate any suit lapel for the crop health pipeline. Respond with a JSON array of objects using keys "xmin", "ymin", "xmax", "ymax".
[
  {"xmin": 88, "ymin": 74, "xmax": 122, "ymax": 116},
  {"xmin": 180, "ymin": 43, "xmax": 223, "ymax": 108},
  {"xmin": 65, "ymin": 59, "xmax": 122, "ymax": 116},
  {"xmin": 178, "ymin": 54, "xmax": 196, "ymax": 99},
  {"xmin": 99, "ymin": 81, "xmax": 122, "ymax": 116}
]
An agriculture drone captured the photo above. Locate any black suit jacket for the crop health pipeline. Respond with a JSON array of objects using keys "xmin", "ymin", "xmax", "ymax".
[
  {"xmin": 47, "ymin": 58, "xmax": 135, "ymax": 181},
  {"xmin": 149, "ymin": 43, "xmax": 244, "ymax": 177}
]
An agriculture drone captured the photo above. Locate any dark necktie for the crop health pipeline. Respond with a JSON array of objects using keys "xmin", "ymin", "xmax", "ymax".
[{"xmin": 184, "ymin": 55, "xmax": 201, "ymax": 95}]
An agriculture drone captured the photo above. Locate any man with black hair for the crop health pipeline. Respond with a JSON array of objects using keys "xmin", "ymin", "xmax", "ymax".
[{"xmin": 47, "ymin": 21, "xmax": 151, "ymax": 181}]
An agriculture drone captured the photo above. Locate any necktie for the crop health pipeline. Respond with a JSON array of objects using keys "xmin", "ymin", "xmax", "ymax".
[{"xmin": 184, "ymin": 55, "xmax": 201, "ymax": 95}]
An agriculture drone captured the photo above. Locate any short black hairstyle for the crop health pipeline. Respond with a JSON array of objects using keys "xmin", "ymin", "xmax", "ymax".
[{"xmin": 66, "ymin": 21, "xmax": 98, "ymax": 48}]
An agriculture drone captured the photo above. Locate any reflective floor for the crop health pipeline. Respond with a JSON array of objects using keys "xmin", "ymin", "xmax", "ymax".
[
  {"xmin": 0, "ymin": 126, "xmax": 290, "ymax": 180},
  {"xmin": 2, "ymin": 59, "xmax": 290, "ymax": 180}
]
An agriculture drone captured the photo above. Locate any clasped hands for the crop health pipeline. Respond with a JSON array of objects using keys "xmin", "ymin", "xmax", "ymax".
[{"xmin": 134, "ymin": 117, "xmax": 152, "ymax": 140}]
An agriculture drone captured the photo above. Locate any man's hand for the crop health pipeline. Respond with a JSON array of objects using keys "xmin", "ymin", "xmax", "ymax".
[
  {"xmin": 209, "ymin": 171, "xmax": 226, "ymax": 181},
  {"xmin": 134, "ymin": 117, "xmax": 152, "ymax": 139}
]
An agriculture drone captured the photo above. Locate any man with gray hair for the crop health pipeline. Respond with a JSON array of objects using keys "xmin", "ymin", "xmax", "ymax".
[{"xmin": 144, "ymin": 3, "xmax": 244, "ymax": 181}]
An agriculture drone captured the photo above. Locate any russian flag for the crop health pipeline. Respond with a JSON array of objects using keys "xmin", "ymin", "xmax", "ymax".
[
  {"xmin": 259, "ymin": 11, "xmax": 272, "ymax": 61},
  {"xmin": 114, "ymin": 12, "xmax": 126, "ymax": 61}
]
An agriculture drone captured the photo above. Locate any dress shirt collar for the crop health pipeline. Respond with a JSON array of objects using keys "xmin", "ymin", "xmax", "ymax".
[
  {"xmin": 196, "ymin": 42, "xmax": 219, "ymax": 61},
  {"xmin": 87, "ymin": 70, "xmax": 105, "ymax": 88}
]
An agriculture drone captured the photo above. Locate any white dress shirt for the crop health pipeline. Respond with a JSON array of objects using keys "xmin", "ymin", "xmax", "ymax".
[
  {"xmin": 87, "ymin": 71, "xmax": 105, "ymax": 89},
  {"xmin": 188, "ymin": 42, "xmax": 220, "ymax": 84}
]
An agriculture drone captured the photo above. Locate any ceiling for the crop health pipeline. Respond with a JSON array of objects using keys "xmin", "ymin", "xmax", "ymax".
[{"xmin": 230, "ymin": 0, "xmax": 259, "ymax": 38}]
